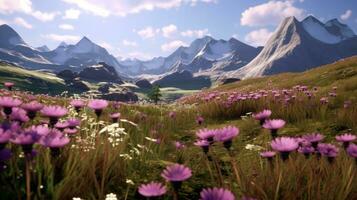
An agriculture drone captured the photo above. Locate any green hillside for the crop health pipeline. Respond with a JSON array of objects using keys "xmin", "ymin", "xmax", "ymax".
[
  {"xmin": 214, "ymin": 56, "xmax": 357, "ymax": 94},
  {"xmin": 0, "ymin": 62, "xmax": 69, "ymax": 95}
]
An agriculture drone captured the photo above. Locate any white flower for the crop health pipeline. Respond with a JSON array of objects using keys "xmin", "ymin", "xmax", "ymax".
[
  {"xmin": 105, "ymin": 193, "xmax": 118, "ymax": 200},
  {"xmin": 245, "ymin": 144, "xmax": 263, "ymax": 151}
]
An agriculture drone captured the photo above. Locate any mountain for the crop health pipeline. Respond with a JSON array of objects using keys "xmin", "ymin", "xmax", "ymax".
[
  {"xmin": 119, "ymin": 36, "xmax": 261, "ymax": 76},
  {"xmin": 228, "ymin": 16, "xmax": 357, "ymax": 79},
  {"xmin": 43, "ymin": 37, "xmax": 121, "ymax": 71},
  {"xmin": 168, "ymin": 37, "xmax": 261, "ymax": 75},
  {"xmin": 36, "ymin": 45, "xmax": 50, "ymax": 52},
  {"xmin": 0, "ymin": 24, "xmax": 125, "ymax": 73},
  {"xmin": 152, "ymin": 70, "xmax": 211, "ymax": 90},
  {"xmin": 0, "ymin": 24, "xmax": 64, "ymax": 71}
]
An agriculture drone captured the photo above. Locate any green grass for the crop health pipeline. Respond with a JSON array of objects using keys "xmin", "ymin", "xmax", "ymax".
[
  {"xmin": 213, "ymin": 56, "xmax": 357, "ymax": 93},
  {"xmin": 0, "ymin": 63, "xmax": 69, "ymax": 95},
  {"xmin": 0, "ymin": 57, "xmax": 357, "ymax": 199}
]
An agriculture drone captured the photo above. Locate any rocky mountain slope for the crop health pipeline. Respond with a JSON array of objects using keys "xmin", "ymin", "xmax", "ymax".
[{"xmin": 227, "ymin": 16, "xmax": 357, "ymax": 79}]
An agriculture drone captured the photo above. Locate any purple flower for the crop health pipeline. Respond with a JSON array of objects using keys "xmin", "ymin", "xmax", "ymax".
[
  {"xmin": 347, "ymin": 144, "xmax": 357, "ymax": 158},
  {"xmin": 70, "ymin": 99, "xmax": 85, "ymax": 112},
  {"xmin": 55, "ymin": 121, "xmax": 69, "ymax": 130},
  {"xmin": 138, "ymin": 182, "xmax": 167, "ymax": 197},
  {"xmin": 169, "ymin": 111, "xmax": 177, "ymax": 119},
  {"xmin": 196, "ymin": 129, "xmax": 217, "ymax": 142},
  {"xmin": 9, "ymin": 107, "xmax": 29, "ymax": 124},
  {"xmin": 196, "ymin": 116, "xmax": 204, "ymax": 125},
  {"xmin": 21, "ymin": 101, "xmax": 43, "ymax": 119},
  {"xmin": 161, "ymin": 164, "xmax": 192, "ymax": 182},
  {"xmin": 88, "ymin": 99, "xmax": 108, "ymax": 117},
  {"xmin": 174, "ymin": 141, "xmax": 185, "ymax": 150},
  {"xmin": 41, "ymin": 106, "xmax": 68, "ymax": 126},
  {"xmin": 214, "ymin": 126, "xmax": 239, "ymax": 149},
  {"xmin": 35, "ymin": 125, "xmax": 51, "ymax": 136},
  {"xmin": 64, "ymin": 128, "xmax": 78, "ymax": 135},
  {"xmin": 336, "ymin": 133, "xmax": 356, "ymax": 148},
  {"xmin": 10, "ymin": 126, "xmax": 39, "ymax": 145},
  {"xmin": 200, "ymin": 187, "xmax": 235, "ymax": 200},
  {"xmin": 40, "ymin": 129, "xmax": 70, "ymax": 148},
  {"xmin": 320, "ymin": 97, "xmax": 328, "ymax": 104},
  {"xmin": 260, "ymin": 151, "xmax": 276, "ymax": 160},
  {"xmin": 10, "ymin": 126, "xmax": 40, "ymax": 154},
  {"xmin": 0, "ymin": 97, "xmax": 22, "ymax": 116},
  {"xmin": 194, "ymin": 140, "xmax": 210, "ymax": 154},
  {"xmin": 4, "ymin": 82, "xmax": 14, "ymax": 90},
  {"xmin": 110, "ymin": 112, "xmax": 121, "ymax": 123},
  {"xmin": 271, "ymin": 137, "xmax": 298, "ymax": 161},
  {"xmin": 302, "ymin": 133, "xmax": 324, "ymax": 148},
  {"xmin": 318, "ymin": 143, "xmax": 339, "ymax": 163},
  {"xmin": 263, "ymin": 119, "xmax": 286, "ymax": 138},
  {"xmin": 253, "ymin": 109, "xmax": 272, "ymax": 125},
  {"xmin": 67, "ymin": 118, "xmax": 81, "ymax": 129},
  {"xmin": 0, "ymin": 128, "xmax": 12, "ymax": 147},
  {"xmin": 298, "ymin": 146, "xmax": 315, "ymax": 158}
]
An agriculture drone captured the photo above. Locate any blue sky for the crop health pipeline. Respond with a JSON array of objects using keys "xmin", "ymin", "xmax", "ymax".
[{"xmin": 0, "ymin": 0, "xmax": 356, "ymax": 60}]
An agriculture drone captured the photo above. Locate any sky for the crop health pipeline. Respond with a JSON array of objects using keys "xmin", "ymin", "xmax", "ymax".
[{"xmin": 0, "ymin": 0, "xmax": 356, "ymax": 60}]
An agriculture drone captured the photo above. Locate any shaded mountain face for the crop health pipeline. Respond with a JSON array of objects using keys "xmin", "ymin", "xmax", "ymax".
[
  {"xmin": 0, "ymin": 24, "xmax": 26, "ymax": 48},
  {"xmin": 153, "ymin": 70, "xmax": 211, "ymax": 90},
  {"xmin": 78, "ymin": 62, "xmax": 123, "ymax": 83},
  {"xmin": 228, "ymin": 16, "xmax": 357, "ymax": 79}
]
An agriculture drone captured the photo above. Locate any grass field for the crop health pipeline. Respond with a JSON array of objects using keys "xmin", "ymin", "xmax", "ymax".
[{"xmin": 0, "ymin": 57, "xmax": 356, "ymax": 200}]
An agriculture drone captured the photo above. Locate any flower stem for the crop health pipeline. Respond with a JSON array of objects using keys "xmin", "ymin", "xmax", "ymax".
[
  {"xmin": 228, "ymin": 150, "xmax": 243, "ymax": 191},
  {"xmin": 25, "ymin": 157, "xmax": 31, "ymax": 200}
]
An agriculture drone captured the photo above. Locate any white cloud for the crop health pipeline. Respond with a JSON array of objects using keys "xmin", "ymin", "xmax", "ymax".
[
  {"xmin": 161, "ymin": 40, "xmax": 187, "ymax": 52},
  {"xmin": 62, "ymin": 0, "xmax": 216, "ymax": 17},
  {"xmin": 241, "ymin": 1, "xmax": 305, "ymax": 27},
  {"xmin": 244, "ymin": 28, "xmax": 273, "ymax": 47},
  {"xmin": 0, "ymin": 0, "xmax": 32, "ymax": 14},
  {"xmin": 161, "ymin": 24, "xmax": 178, "ymax": 38},
  {"xmin": 122, "ymin": 39, "xmax": 137, "ymax": 47},
  {"xmin": 13, "ymin": 17, "xmax": 32, "ymax": 29},
  {"xmin": 0, "ymin": 19, "xmax": 8, "ymax": 25},
  {"xmin": 0, "ymin": 0, "xmax": 59, "ymax": 22},
  {"xmin": 181, "ymin": 28, "xmax": 209, "ymax": 37},
  {"xmin": 31, "ymin": 10, "xmax": 59, "ymax": 22},
  {"xmin": 137, "ymin": 27, "xmax": 156, "ymax": 39},
  {"xmin": 59, "ymin": 24, "xmax": 74, "ymax": 30},
  {"xmin": 63, "ymin": 8, "xmax": 81, "ymax": 19},
  {"xmin": 340, "ymin": 9, "xmax": 352, "ymax": 21},
  {"xmin": 42, "ymin": 34, "xmax": 80, "ymax": 43}
]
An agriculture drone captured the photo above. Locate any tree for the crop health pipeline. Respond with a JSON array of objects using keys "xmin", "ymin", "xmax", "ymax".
[{"xmin": 147, "ymin": 85, "xmax": 162, "ymax": 104}]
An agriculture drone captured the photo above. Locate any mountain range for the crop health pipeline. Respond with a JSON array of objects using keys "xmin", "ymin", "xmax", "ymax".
[{"xmin": 0, "ymin": 15, "xmax": 356, "ymax": 87}]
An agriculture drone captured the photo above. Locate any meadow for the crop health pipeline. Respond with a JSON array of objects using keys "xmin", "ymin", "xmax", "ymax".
[{"xmin": 0, "ymin": 57, "xmax": 356, "ymax": 200}]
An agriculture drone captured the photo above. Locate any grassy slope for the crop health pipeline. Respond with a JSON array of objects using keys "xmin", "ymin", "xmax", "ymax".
[
  {"xmin": 213, "ymin": 56, "xmax": 357, "ymax": 94},
  {"xmin": 0, "ymin": 63, "xmax": 69, "ymax": 95}
]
